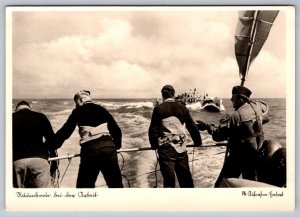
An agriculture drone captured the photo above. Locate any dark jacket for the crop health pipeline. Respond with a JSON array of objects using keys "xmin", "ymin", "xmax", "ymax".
[
  {"xmin": 13, "ymin": 108, "xmax": 55, "ymax": 161},
  {"xmin": 148, "ymin": 98, "xmax": 202, "ymax": 150},
  {"xmin": 55, "ymin": 102, "xmax": 122, "ymax": 150}
]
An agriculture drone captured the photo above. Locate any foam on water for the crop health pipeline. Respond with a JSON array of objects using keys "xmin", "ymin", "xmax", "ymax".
[
  {"xmin": 45, "ymin": 109, "xmax": 73, "ymax": 115},
  {"xmin": 185, "ymin": 102, "xmax": 202, "ymax": 110},
  {"xmin": 113, "ymin": 112, "xmax": 155, "ymax": 187},
  {"xmin": 95, "ymin": 101, "xmax": 154, "ymax": 110}
]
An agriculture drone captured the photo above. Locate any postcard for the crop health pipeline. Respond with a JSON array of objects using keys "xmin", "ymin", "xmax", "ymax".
[{"xmin": 5, "ymin": 5, "xmax": 295, "ymax": 212}]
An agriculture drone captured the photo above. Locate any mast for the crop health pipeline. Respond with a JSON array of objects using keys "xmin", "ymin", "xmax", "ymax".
[{"xmin": 241, "ymin": 11, "xmax": 258, "ymax": 87}]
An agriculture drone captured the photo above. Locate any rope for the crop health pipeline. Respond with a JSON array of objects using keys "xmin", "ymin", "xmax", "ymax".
[
  {"xmin": 59, "ymin": 157, "xmax": 73, "ymax": 185},
  {"xmin": 51, "ymin": 168, "xmax": 60, "ymax": 188},
  {"xmin": 118, "ymin": 152, "xmax": 131, "ymax": 188},
  {"xmin": 121, "ymin": 174, "xmax": 130, "ymax": 188},
  {"xmin": 49, "ymin": 150, "xmax": 61, "ymax": 188},
  {"xmin": 118, "ymin": 152, "xmax": 125, "ymax": 171},
  {"xmin": 191, "ymin": 147, "xmax": 195, "ymax": 177},
  {"xmin": 96, "ymin": 150, "xmax": 161, "ymax": 188},
  {"xmin": 154, "ymin": 150, "xmax": 159, "ymax": 188}
]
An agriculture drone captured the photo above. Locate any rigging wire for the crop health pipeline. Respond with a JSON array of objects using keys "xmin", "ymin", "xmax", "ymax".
[
  {"xmin": 154, "ymin": 150, "xmax": 159, "ymax": 188},
  {"xmin": 121, "ymin": 174, "xmax": 130, "ymax": 188},
  {"xmin": 118, "ymin": 152, "xmax": 131, "ymax": 188},
  {"xmin": 59, "ymin": 157, "xmax": 73, "ymax": 185},
  {"xmin": 119, "ymin": 151, "xmax": 125, "ymax": 171},
  {"xmin": 191, "ymin": 147, "xmax": 196, "ymax": 177},
  {"xmin": 52, "ymin": 167, "xmax": 60, "ymax": 188},
  {"xmin": 49, "ymin": 150, "xmax": 61, "ymax": 188},
  {"xmin": 97, "ymin": 151, "xmax": 160, "ymax": 188}
]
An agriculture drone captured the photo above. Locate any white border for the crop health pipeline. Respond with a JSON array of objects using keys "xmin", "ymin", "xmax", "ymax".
[{"xmin": 5, "ymin": 5, "xmax": 296, "ymax": 212}]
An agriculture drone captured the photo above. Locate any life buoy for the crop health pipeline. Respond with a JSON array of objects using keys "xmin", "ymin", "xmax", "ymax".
[{"xmin": 257, "ymin": 139, "xmax": 282, "ymax": 162}]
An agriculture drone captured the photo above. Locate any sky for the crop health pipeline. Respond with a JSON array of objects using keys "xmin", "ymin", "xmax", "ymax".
[{"xmin": 10, "ymin": 7, "xmax": 289, "ymax": 99}]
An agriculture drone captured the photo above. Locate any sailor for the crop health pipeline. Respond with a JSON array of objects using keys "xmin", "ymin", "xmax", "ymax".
[
  {"xmin": 13, "ymin": 101, "xmax": 58, "ymax": 188},
  {"xmin": 256, "ymin": 140, "xmax": 286, "ymax": 187},
  {"xmin": 196, "ymin": 86, "xmax": 269, "ymax": 187},
  {"xmin": 148, "ymin": 85, "xmax": 202, "ymax": 187},
  {"xmin": 55, "ymin": 90, "xmax": 123, "ymax": 188}
]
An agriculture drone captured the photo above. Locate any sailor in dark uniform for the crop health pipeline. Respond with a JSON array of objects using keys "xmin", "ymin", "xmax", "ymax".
[
  {"xmin": 55, "ymin": 90, "xmax": 123, "ymax": 188},
  {"xmin": 197, "ymin": 86, "xmax": 269, "ymax": 187},
  {"xmin": 13, "ymin": 101, "xmax": 58, "ymax": 188},
  {"xmin": 148, "ymin": 85, "xmax": 202, "ymax": 187}
]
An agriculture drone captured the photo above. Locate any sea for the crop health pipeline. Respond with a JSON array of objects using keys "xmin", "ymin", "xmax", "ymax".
[{"xmin": 12, "ymin": 98, "xmax": 286, "ymax": 188}]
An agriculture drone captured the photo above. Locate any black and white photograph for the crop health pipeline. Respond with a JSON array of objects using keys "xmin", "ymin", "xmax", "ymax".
[{"xmin": 5, "ymin": 6, "xmax": 295, "ymax": 212}]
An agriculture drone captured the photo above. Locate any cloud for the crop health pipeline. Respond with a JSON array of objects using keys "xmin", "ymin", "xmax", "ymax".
[
  {"xmin": 12, "ymin": 10, "xmax": 286, "ymax": 99},
  {"xmin": 242, "ymin": 50, "xmax": 286, "ymax": 98}
]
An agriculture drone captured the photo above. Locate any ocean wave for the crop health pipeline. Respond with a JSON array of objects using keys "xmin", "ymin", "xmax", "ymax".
[
  {"xmin": 122, "ymin": 102, "xmax": 154, "ymax": 109},
  {"xmin": 95, "ymin": 101, "xmax": 154, "ymax": 110},
  {"xmin": 45, "ymin": 109, "xmax": 73, "ymax": 115},
  {"xmin": 186, "ymin": 102, "xmax": 202, "ymax": 110}
]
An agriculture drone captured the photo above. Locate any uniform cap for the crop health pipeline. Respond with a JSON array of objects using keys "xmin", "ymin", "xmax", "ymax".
[
  {"xmin": 232, "ymin": 86, "xmax": 252, "ymax": 98},
  {"xmin": 74, "ymin": 90, "xmax": 91, "ymax": 101}
]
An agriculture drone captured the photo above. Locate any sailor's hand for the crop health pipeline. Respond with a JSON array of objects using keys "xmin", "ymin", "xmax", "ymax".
[{"xmin": 196, "ymin": 120, "xmax": 210, "ymax": 131}]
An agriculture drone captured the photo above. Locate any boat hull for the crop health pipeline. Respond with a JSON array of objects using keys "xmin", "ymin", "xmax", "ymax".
[{"xmin": 202, "ymin": 103, "xmax": 222, "ymax": 112}]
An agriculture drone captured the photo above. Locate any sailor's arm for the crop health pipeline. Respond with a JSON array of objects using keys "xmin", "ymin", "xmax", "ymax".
[
  {"xmin": 196, "ymin": 114, "xmax": 232, "ymax": 142},
  {"xmin": 54, "ymin": 110, "xmax": 78, "ymax": 149},
  {"xmin": 106, "ymin": 111, "xmax": 122, "ymax": 150},
  {"xmin": 184, "ymin": 109, "xmax": 202, "ymax": 147}
]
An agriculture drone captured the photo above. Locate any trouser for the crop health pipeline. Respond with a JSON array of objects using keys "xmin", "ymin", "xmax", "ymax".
[
  {"xmin": 214, "ymin": 154, "xmax": 242, "ymax": 187},
  {"xmin": 76, "ymin": 146, "xmax": 124, "ymax": 188},
  {"xmin": 158, "ymin": 144, "xmax": 194, "ymax": 188},
  {"xmin": 215, "ymin": 150, "xmax": 258, "ymax": 187},
  {"xmin": 241, "ymin": 148, "xmax": 258, "ymax": 180},
  {"xmin": 13, "ymin": 158, "xmax": 51, "ymax": 188}
]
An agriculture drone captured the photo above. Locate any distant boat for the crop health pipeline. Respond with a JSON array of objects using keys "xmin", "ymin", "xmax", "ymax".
[{"xmin": 175, "ymin": 89, "xmax": 225, "ymax": 112}]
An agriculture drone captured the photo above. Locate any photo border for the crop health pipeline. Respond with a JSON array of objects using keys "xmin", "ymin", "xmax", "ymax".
[{"xmin": 0, "ymin": 1, "xmax": 299, "ymax": 216}]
